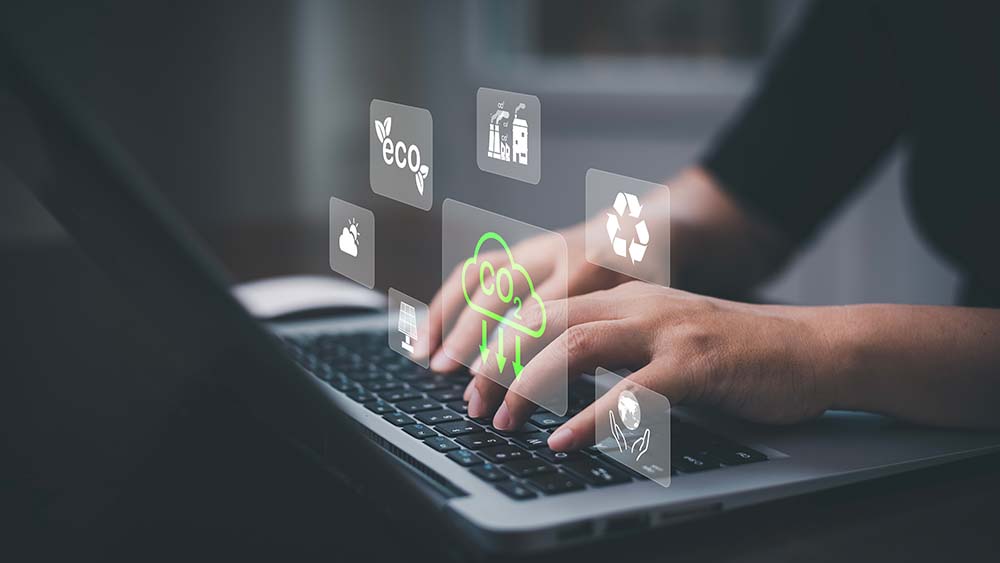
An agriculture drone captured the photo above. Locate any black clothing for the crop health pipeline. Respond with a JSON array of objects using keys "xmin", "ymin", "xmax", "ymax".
[{"xmin": 702, "ymin": 0, "xmax": 1000, "ymax": 307}]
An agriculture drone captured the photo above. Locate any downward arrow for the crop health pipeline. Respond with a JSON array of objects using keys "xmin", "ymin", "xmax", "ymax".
[
  {"xmin": 512, "ymin": 334, "xmax": 524, "ymax": 379},
  {"xmin": 479, "ymin": 320, "xmax": 490, "ymax": 365},
  {"xmin": 495, "ymin": 327, "xmax": 507, "ymax": 373}
]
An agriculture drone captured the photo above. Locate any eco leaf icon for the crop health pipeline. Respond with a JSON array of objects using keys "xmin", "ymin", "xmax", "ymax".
[
  {"xmin": 415, "ymin": 172, "xmax": 425, "ymax": 195},
  {"xmin": 383, "ymin": 117, "xmax": 391, "ymax": 137},
  {"xmin": 374, "ymin": 120, "xmax": 386, "ymax": 143},
  {"xmin": 419, "ymin": 164, "xmax": 429, "ymax": 179}
]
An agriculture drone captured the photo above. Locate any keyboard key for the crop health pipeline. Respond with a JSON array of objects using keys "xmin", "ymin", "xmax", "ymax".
[
  {"xmin": 383, "ymin": 412, "xmax": 416, "ymax": 426},
  {"xmin": 534, "ymin": 448, "xmax": 584, "ymax": 464},
  {"xmin": 529, "ymin": 413, "xmax": 570, "ymax": 428},
  {"xmin": 362, "ymin": 380, "xmax": 404, "ymax": 392},
  {"xmin": 396, "ymin": 399, "xmax": 441, "ymax": 414},
  {"xmin": 710, "ymin": 446, "xmax": 767, "ymax": 466},
  {"xmin": 511, "ymin": 432, "xmax": 550, "ymax": 450},
  {"xmin": 479, "ymin": 445, "xmax": 529, "ymax": 464},
  {"xmin": 424, "ymin": 436, "xmax": 459, "ymax": 453},
  {"xmin": 673, "ymin": 453, "xmax": 721, "ymax": 473},
  {"xmin": 435, "ymin": 420, "xmax": 481, "ymax": 437},
  {"xmin": 496, "ymin": 481, "xmax": 538, "ymax": 500},
  {"xmin": 412, "ymin": 377, "xmax": 453, "ymax": 392},
  {"xmin": 326, "ymin": 378, "xmax": 356, "ymax": 392},
  {"xmin": 446, "ymin": 401, "xmax": 468, "ymax": 415},
  {"xmin": 429, "ymin": 389, "xmax": 465, "ymax": 402},
  {"xmin": 503, "ymin": 459, "xmax": 556, "ymax": 478},
  {"xmin": 402, "ymin": 424, "xmax": 438, "ymax": 439},
  {"xmin": 471, "ymin": 463, "xmax": 509, "ymax": 482},
  {"xmin": 414, "ymin": 409, "xmax": 462, "ymax": 425},
  {"xmin": 346, "ymin": 389, "xmax": 378, "ymax": 403},
  {"xmin": 446, "ymin": 449, "xmax": 484, "ymax": 467},
  {"xmin": 365, "ymin": 401, "xmax": 396, "ymax": 414},
  {"xmin": 490, "ymin": 423, "xmax": 540, "ymax": 437},
  {"xmin": 456, "ymin": 433, "xmax": 505, "ymax": 450},
  {"xmin": 524, "ymin": 473, "xmax": 584, "ymax": 495},
  {"xmin": 563, "ymin": 459, "xmax": 630, "ymax": 486},
  {"xmin": 379, "ymin": 390, "xmax": 424, "ymax": 403}
]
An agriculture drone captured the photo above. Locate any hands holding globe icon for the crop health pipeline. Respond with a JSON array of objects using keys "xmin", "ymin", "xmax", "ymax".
[{"xmin": 609, "ymin": 390, "xmax": 651, "ymax": 461}]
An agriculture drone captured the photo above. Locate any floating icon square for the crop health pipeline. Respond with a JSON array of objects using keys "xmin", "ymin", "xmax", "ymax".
[
  {"xmin": 329, "ymin": 197, "xmax": 375, "ymax": 289},
  {"xmin": 370, "ymin": 99, "xmax": 433, "ymax": 211},
  {"xmin": 594, "ymin": 368, "xmax": 671, "ymax": 488},
  {"xmin": 585, "ymin": 169, "xmax": 670, "ymax": 287},
  {"xmin": 476, "ymin": 88, "xmax": 541, "ymax": 185},
  {"xmin": 441, "ymin": 199, "xmax": 567, "ymax": 415},
  {"xmin": 387, "ymin": 288, "xmax": 429, "ymax": 368}
]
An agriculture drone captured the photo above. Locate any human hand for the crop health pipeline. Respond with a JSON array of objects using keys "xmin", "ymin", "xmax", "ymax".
[{"xmin": 466, "ymin": 281, "xmax": 835, "ymax": 451}]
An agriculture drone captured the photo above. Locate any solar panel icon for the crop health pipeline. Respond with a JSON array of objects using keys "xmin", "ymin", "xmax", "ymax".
[
  {"xmin": 398, "ymin": 301, "xmax": 417, "ymax": 353},
  {"xmin": 387, "ymin": 288, "xmax": 429, "ymax": 368}
]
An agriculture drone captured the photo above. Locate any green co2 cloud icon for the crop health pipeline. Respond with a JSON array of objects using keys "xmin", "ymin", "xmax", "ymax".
[{"xmin": 462, "ymin": 232, "xmax": 546, "ymax": 378}]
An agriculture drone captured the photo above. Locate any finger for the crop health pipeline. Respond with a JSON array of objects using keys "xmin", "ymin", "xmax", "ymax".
[
  {"xmin": 548, "ymin": 360, "xmax": 691, "ymax": 451},
  {"xmin": 499, "ymin": 319, "xmax": 650, "ymax": 431},
  {"xmin": 467, "ymin": 374, "xmax": 508, "ymax": 419}
]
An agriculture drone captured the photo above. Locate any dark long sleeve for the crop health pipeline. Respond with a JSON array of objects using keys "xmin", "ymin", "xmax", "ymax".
[{"xmin": 701, "ymin": 0, "xmax": 908, "ymax": 243}]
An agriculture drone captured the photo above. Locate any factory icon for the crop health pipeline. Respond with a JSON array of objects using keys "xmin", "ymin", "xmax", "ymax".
[{"xmin": 487, "ymin": 101, "xmax": 529, "ymax": 166}]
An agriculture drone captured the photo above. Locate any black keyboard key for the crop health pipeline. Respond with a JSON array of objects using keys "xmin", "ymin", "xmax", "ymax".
[
  {"xmin": 496, "ymin": 481, "xmax": 538, "ymax": 500},
  {"xmin": 563, "ymin": 459, "xmax": 630, "ymax": 486},
  {"xmin": 446, "ymin": 449, "xmax": 484, "ymax": 467},
  {"xmin": 479, "ymin": 445, "xmax": 529, "ymax": 464},
  {"xmin": 383, "ymin": 412, "xmax": 416, "ymax": 426},
  {"xmin": 412, "ymin": 377, "xmax": 454, "ymax": 392},
  {"xmin": 424, "ymin": 436, "xmax": 459, "ymax": 453},
  {"xmin": 456, "ymin": 433, "xmax": 505, "ymax": 450},
  {"xmin": 435, "ymin": 420, "xmax": 481, "ymax": 437},
  {"xmin": 365, "ymin": 401, "xmax": 396, "ymax": 414},
  {"xmin": 503, "ymin": 459, "xmax": 556, "ymax": 478},
  {"xmin": 429, "ymin": 389, "xmax": 465, "ymax": 402},
  {"xmin": 471, "ymin": 463, "xmax": 509, "ymax": 482},
  {"xmin": 346, "ymin": 389, "xmax": 378, "ymax": 403},
  {"xmin": 490, "ymin": 423, "xmax": 540, "ymax": 437},
  {"xmin": 524, "ymin": 473, "xmax": 585, "ymax": 495},
  {"xmin": 511, "ymin": 432, "xmax": 550, "ymax": 450},
  {"xmin": 402, "ymin": 424, "xmax": 438, "ymax": 439},
  {"xmin": 380, "ymin": 390, "xmax": 424, "ymax": 403},
  {"xmin": 362, "ymin": 380, "xmax": 404, "ymax": 392},
  {"xmin": 327, "ymin": 378, "xmax": 356, "ymax": 392},
  {"xmin": 529, "ymin": 413, "xmax": 570, "ymax": 429},
  {"xmin": 446, "ymin": 401, "xmax": 468, "ymax": 415},
  {"xmin": 414, "ymin": 409, "xmax": 462, "ymax": 425},
  {"xmin": 534, "ymin": 448, "xmax": 584, "ymax": 464},
  {"xmin": 673, "ymin": 453, "xmax": 721, "ymax": 473},
  {"xmin": 710, "ymin": 446, "xmax": 767, "ymax": 466},
  {"xmin": 396, "ymin": 399, "xmax": 441, "ymax": 414}
]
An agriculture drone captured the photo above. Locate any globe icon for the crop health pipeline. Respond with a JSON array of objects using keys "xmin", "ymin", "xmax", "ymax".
[{"xmin": 617, "ymin": 390, "xmax": 641, "ymax": 431}]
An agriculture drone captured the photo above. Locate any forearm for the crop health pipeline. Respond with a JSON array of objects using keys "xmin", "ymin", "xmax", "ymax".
[{"xmin": 809, "ymin": 304, "xmax": 1000, "ymax": 428}]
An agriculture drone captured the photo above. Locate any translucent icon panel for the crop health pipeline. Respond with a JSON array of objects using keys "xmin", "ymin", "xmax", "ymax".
[
  {"xmin": 388, "ymin": 288, "xmax": 430, "ymax": 368},
  {"xmin": 441, "ymin": 199, "xmax": 567, "ymax": 415},
  {"xmin": 476, "ymin": 88, "xmax": 541, "ymax": 185},
  {"xmin": 370, "ymin": 99, "xmax": 433, "ymax": 211},
  {"xmin": 585, "ymin": 169, "xmax": 670, "ymax": 287},
  {"xmin": 594, "ymin": 368, "xmax": 671, "ymax": 488},
  {"xmin": 329, "ymin": 197, "xmax": 375, "ymax": 289}
]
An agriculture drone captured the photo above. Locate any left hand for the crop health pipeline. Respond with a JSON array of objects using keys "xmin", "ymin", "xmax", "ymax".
[{"xmin": 465, "ymin": 281, "xmax": 837, "ymax": 451}]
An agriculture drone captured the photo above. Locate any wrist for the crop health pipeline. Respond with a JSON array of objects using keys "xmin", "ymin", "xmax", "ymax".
[{"xmin": 797, "ymin": 305, "xmax": 871, "ymax": 413}]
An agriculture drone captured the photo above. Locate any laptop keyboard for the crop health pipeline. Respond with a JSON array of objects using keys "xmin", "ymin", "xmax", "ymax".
[{"xmin": 281, "ymin": 331, "xmax": 768, "ymax": 500}]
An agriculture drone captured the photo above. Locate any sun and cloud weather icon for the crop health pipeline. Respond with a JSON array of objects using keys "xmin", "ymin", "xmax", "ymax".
[{"xmin": 462, "ymin": 232, "xmax": 546, "ymax": 379}]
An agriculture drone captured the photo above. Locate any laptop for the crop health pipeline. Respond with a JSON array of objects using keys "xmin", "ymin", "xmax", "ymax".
[{"xmin": 4, "ymin": 39, "xmax": 1000, "ymax": 556}]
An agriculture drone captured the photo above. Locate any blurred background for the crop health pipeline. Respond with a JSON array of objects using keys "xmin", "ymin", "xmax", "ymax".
[{"xmin": 0, "ymin": 0, "xmax": 960, "ymax": 307}]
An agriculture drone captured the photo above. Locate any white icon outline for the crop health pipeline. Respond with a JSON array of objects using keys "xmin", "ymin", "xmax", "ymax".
[
  {"xmin": 397, "ymin": 300, "xmax": 418, "ymax": 354},
  {"xmin": 606, "ymin": 192, "xmax": 649, "ymax": 264},
  {"xmin": 338, "ymin": 217, "xmax": 360, "ymax": 258},
  {"xmin": 609, "ymin": 389, "xmax": 651, "ymax": 461},
  {"xmin": 374, "ymin": 115, "xmax": 430, "ymax": 195}
]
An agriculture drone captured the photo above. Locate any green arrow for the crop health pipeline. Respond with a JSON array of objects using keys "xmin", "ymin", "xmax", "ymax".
[
  {"xmin": 495, "ymin": 327, "xmax": 507, "ymax": 373},
  {"xmin": 512, "ymin": 334, "xmax": 523, "ymax": 379},
  {"xmin": 479, "ymin": 320, "xmax": 489, "ymax": 365}
]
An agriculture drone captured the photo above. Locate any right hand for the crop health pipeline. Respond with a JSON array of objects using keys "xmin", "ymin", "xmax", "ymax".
[{"xmin": 425, "ymin": 222, "xmax": 630, "ymax": 373}]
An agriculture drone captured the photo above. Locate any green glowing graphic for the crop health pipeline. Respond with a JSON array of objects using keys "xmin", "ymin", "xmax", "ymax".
[{"xmin": 462, "ymin": 232, "xmax": 546, "ymax": 378}]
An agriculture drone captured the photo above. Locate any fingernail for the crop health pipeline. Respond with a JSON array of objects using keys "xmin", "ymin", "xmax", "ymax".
[
  {"xmin": 463, "ymin": 379, "xmax": 475, "ymax": 402},
  {"xmin": 430, "ymin": 351, "xmax": 450, "ymax": 372},
  {"xmin": 493, "ymin": 402, "xmax": 511, "ymax": 430},
  {"xmin": 468, "ymin": 386, "xmax": 483, "ymax": 418},
  {"xmin": 548, "ymin": 427, "xmax": 575, "ymax": 451}
]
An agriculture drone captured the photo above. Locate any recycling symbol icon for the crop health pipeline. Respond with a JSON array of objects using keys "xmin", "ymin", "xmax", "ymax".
[{"xmin": 606, "ymin": 192, "xmax": 649, "ymax": 264}]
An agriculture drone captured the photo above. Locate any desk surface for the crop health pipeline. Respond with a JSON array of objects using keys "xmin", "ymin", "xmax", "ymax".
[{"xmin": 4, "ymin": 243, "xmax": 998, "ymax": 562}]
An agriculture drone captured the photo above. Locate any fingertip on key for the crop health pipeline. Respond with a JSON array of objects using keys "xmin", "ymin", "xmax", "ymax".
[{"xmin": 548, "ymin": 427, "xmax": 575, "ymax": 451}]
